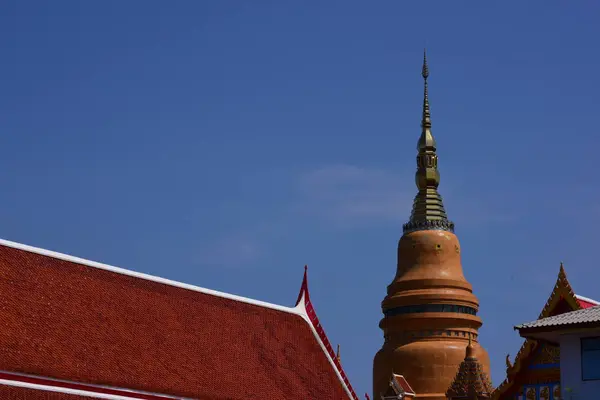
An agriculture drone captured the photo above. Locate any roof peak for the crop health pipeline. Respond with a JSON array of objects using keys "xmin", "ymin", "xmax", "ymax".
[
  {"xmin": 295, "ymin": 265, "xmax": 311, "ymax": 306},
  {"xmin": 403, "ymin": 51, "xmax": 454, "ymax": 234}
]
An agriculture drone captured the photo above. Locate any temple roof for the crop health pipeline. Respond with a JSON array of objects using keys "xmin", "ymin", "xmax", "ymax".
[
  {"xmin": 491, "ymin": 263, "xmax": 598, "ymax": 399},
  {"xmin": 0, "ymin": 238, "xmax": 358, "ymax": 400},
  {"xmin": 446, "ymin": 338, "xmax": 493, "ymax": 399},
  {"xmin": 516, "ymin": 305, "xmax": 600, "ymax": 331}
]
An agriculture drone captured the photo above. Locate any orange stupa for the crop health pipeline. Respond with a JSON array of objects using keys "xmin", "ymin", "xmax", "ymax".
[{"xmin": 372, "ymin": 52, "xmax": 490, "ymax": 400}]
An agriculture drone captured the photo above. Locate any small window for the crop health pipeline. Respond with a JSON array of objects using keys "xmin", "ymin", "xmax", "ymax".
[{"xmin": 581, "ymin": 337, "xmax": 600, "ymax": 381}]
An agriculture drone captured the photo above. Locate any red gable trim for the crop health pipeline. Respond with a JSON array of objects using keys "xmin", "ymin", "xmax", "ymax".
[
  {"xmin": 0, "ymin": 371, "xmax": 178, "ymax": 399},
  {"xmin": 576, "ymin": 294, "xmax": 600, "ymax": 309},
  {"xmin": 295, "ymin": 266, "xmax": 359, "ymax": 400}
]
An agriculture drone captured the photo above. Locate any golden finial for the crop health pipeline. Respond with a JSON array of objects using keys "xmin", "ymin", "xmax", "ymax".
[
  {"xmin": 336, "ymin": 344, "xmax": 341, "ymax": 362},
  {"xmin": 403, "ymin": 50, "xmax": 454, "ymax": 234},
  {"xmin": 465, "ymin": 332, "xmax": 475, "ymax": 359}
]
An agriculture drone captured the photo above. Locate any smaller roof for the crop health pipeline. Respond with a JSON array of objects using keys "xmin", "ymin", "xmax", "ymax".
[
  {"xmin": 446, "ymin": 338, "xmax": 493, "ymax": 399},
  {"xmin": 380, "ymin": 374, "xmax": 415, "ymax": 399},
  {"xmin": 515, "ymin": 305, "xmax": 600, "ymax": 331},
  {"xmin": 391, "ymin": 374, "xmax": 415, "ymax": 396}
]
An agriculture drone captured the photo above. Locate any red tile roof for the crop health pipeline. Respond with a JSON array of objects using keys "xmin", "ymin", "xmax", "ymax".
[{"xmin": 0, "ymin": 239, "xmax": 357, "ymax": 400}]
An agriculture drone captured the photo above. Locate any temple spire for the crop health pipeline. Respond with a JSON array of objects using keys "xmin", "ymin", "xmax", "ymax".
[
  {"xmin": 403, "ymin": 50, "xmax": 454, "ymax": 234},
  {"xmin": 421, "ymin": 50, "xmax": 432, "ymax": 131}
]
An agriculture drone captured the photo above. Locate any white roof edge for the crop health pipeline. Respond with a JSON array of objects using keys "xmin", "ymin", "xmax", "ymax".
[
  {"xmin": 0, "ymin": 378, "xmax": 143, "ymax": 400},
  {"xmin": 0, "ymin": 238, "xmax": 298, "ymax": 316},
  {"xmin": 576, "ymin": 294, "xmax": 600, "ymax": 305},
  {"xmin": 293, "ymin": 291, "xmax": 355, "ymax": 400},
  {"xmin": 0, "ymin": 370, "xmax": 189, "ymax": 400}
]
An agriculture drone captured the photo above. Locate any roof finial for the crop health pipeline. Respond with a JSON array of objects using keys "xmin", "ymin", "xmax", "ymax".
[
  {"xmin": 336, "ymin": 344, "xmax": 341, "ymax": 362},
  {"xmin": 403, "ymin": 50, "xmax": 454, "ymax": 234},
  {"xmin": 466, "ymin": 332, "xmax": 475, "ymax": 359},
  {"xmin": 295, "ymin": 265, "xmax": 310, "ymax": 306}
]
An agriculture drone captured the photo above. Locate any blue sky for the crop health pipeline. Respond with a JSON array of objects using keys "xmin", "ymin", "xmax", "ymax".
[{"xmin": 2, "ymin": 0, "xmax": 600, "ymax": 394}]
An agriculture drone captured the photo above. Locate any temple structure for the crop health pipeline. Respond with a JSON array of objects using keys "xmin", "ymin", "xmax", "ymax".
[
  {"xmin": 0, "ymin": 241, "xmax": 358, "ymax": 399},
  {"xmin": 446, "ymin": 335, "xmax": 494, "ymax": 400},
  {"xmin": 372, "ymin": 52, "xmax": 490, "ymax": 400},
  {"xmin": 491, "ymin": 264, "xmax": 599, "ymax": 400}
]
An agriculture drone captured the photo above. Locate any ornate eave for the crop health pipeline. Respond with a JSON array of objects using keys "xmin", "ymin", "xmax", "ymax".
[
  {"xmin": 402, "ymin": 218, "xmax": 455, "ymax": 234},
  {"xmin": 491, "ymin": 263, "xmax": 581, "ymax": 400}
]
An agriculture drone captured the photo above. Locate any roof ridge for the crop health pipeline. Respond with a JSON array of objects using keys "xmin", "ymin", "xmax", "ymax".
[{"xmin": 0, "ymin": 238, "xmax": 297, "ymax": 315}]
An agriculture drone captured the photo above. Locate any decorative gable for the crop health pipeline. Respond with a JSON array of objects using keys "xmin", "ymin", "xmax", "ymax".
[{"xmin": 492, "ymin": 263, "xmax": 596, "ymax": 400}]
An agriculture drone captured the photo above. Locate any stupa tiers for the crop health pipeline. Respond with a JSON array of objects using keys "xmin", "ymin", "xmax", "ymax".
[{"xmin": 372, "ymin": 52, "xmax": 491, "ymax": 400}]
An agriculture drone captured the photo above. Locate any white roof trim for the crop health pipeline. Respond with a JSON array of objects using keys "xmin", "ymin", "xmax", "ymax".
[
  {"xmin": 0, "ymin": 370, "xmax": 188, "ymax": 400},
  {"xmin": 391, "ymin": 374, "xmax": 415, "ymax": 396},
  {"xmin": 293, "ymin": 290, "xmax": 355, "ymax": 400},
  {"xmin": 576, "ymin": 294, "xmax": 600, "ymax": 305},
  {"xmin": 0, "ymin": 237, "xmax": 356, "ymax": 399},
  {"xmin": 0, "ymin": 238, "xmax": 297, "ymax": 315},
  {"xmin": 0, "ymin": 378, "xmax": 144, "ymax": 399}
]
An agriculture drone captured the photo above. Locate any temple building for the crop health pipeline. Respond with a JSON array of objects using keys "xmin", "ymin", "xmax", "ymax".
[
  {"xmin": 491, "ymin": 264, "xmax": 599, "ymax": 400},
  {"xmin": 372, "ymin": 52, "xmax": 490, "ymax": 400},
  {"xmin": 514, "ymin": 299, "xmax": 600, "ymax": 399},
  {"xmin": 0, "ymin": 241, "xmax": 358, "ymax": 399}
]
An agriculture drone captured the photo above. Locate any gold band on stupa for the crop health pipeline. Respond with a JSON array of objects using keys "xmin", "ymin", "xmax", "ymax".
[{"xmin": 403, "ymin": 50, "xmax": 454, "ymax": 234}]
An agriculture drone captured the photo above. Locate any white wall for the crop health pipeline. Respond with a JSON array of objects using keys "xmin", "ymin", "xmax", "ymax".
[{"xmin": 559, "ymin": 331, "xmax": 600, "ymax": 400}]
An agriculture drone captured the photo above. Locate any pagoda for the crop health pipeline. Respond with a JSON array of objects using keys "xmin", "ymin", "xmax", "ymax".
[{"xmin": 372, "ymin": 52, "xmax": 491, "ymax": 400}]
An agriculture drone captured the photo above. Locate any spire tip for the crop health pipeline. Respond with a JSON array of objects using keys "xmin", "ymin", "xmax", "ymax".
[{"xmin": 422, "ymin": 49, "xmax": 429, "ymax": 80}]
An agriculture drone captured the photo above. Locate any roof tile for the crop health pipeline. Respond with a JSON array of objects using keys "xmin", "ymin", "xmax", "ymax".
[
  {"xmin": 516, "ymin": 305, "xmax": 600, "ymax": 330},
  {"xmin": 0, "ymin": 243, "xmax": 353, "ymax": 399}
]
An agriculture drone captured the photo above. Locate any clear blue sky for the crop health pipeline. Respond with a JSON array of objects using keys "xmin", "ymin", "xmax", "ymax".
[{"xmin": 2, "ymin": 1, "xmax": 600, "ymax": 394}]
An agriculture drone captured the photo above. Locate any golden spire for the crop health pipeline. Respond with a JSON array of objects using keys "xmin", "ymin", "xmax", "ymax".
[{"xmin": 403, "ymin": 50, "xmax": 454, "ymax": 234}]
